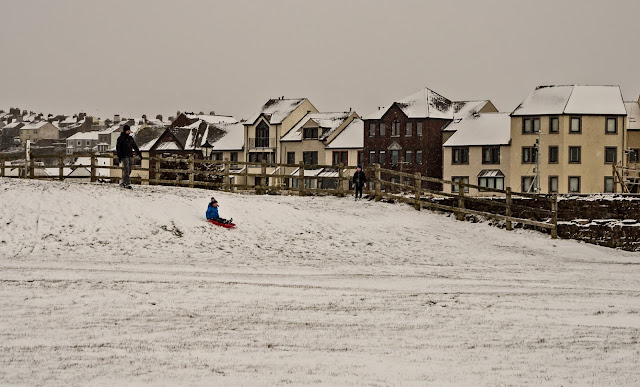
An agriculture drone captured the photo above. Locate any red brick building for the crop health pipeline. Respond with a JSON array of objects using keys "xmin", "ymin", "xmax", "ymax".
[{"xmin": 363, "ymin": 87, "xmax": 496, "ymax": 187}]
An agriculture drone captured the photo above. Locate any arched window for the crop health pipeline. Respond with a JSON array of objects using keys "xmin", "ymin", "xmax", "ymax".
[{"xmin": 256, "ymin": 121, "xmax": 270, "ymax": 148}]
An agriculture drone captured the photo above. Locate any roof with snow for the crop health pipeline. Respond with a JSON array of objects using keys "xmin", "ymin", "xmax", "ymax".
[
  {"xmin": 245, "ymin": 98, "xmax": 308, "ymax": 125},
  {"xmin": 185, "ymin": 114, "xmax": 238, "ymax": 125},
  {"xmin": 326, "ymin": 118, "xmax": 364, "ymax": 149},
  {"xmin": 443, "ymin": 101, "xmax": 494, "ymax": 132},
  {"xmin": 443, "ymin": 113, "xmax": 511, "ymax": 147},
  {"xmin": 66, "ymin": 131, "xmax": 99, "ymax": 141},
  {"xmin": 511, "ymin": 85, "xmax": 627, "ymax": 116},
  {"xmin": 135, "ymin": 127, "xmax": 169, "ymax": 151},
  {"xmin": 208, "ymin": 122, "xmax": 244, "ymax": 151},
  {"xmin": 281, "ymin": 112, "xmax": 352, "ymax": 142},
  {"xmin": 365, "ymin": 88, "xmax": 454, "ymax": 120},
  {"xmin": 625, "ymin": 102, "xmax": 640, "ymax": 130},
  {"xmin": 20, "ymin": 121, "xmax": 52, "ymax": 130}
]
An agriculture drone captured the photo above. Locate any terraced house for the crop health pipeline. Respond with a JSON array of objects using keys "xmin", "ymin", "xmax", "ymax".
[{"xmin": 510, "ymin": 85, "xmax": 626, "ymax": 194}]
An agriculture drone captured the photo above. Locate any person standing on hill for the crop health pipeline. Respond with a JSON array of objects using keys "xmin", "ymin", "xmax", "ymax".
[
  {"xmin": 116, "ymin": 124, "xmax": 142, "ymax": 189},
  {"xmin": 352, "ymin": 164, "xmax": 367, "ymax": 200}
]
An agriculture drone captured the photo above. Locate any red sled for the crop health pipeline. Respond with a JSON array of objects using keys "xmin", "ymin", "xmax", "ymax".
[{"xmin": 207, "ymin": 219, "xmax": 236, "ymax": 229}]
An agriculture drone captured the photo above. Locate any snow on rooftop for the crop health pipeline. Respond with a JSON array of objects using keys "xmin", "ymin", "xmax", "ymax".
[
  {"xmin": 512, "ymin": 85, "xmax": 626, "ymax": 116},
  {"xmin": 209, "ymin": 122, "xmax": 244, "ymax": 151},
  {"xmin": 443, "ymin": 113, "xmax": 511, "ymax": 147},
  {"xmin": 66, "ymin": 131, "xmax": 99, "ymax": 141},
  {"xmin": 625, "ymin": 101, "xmax": 640, "ymax": 130},
  {"xmin": 365, "ymin": 88, "xmax": 454, "ymax": 120},
  {"xmin": 20, "ymin": 121, "xmax": 49, "ymax": 130},
  {"xmin": 245, "ymin": 98, "xmax": 307, "ymax": 125},
  {"xmin": 186, "ymin": 114, "xmax": 238, "ymax": 125},
  {"xmin": 281, "ymin": 112, "xmax": 351, "ymax": 142},
  {"xmin": 326, "ymin": 118, "xmax": 364, "ymax": 149}
]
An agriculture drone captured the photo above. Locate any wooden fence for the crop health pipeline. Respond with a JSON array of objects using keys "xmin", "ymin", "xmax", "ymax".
[{"xmin": 0, "ymin": 152, "xmax": 558, "ymax": 238}]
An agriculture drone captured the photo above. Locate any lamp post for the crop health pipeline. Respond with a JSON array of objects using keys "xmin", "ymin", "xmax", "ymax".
[{"xmin": 201, "ymin": 140, "xmax": 213, "ymax": 160}]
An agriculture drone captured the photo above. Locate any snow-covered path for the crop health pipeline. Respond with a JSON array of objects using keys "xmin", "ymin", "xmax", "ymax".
[{"xmin": 1, "ymin": 178, "xmax": 639, "ymax": 385}]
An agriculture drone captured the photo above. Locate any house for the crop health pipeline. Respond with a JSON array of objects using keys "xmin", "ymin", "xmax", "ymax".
[
  {"xmin": 510, "ymin": 85, "xmax": 626, "ymax": 194},
  {"xmin": 65, "ymin": 131, "xmax": 100, "ymax": 154},
  {"xmin": 443, "ymin": 113, "xmax": 511, "ymax": 196},
  {"xmin": 243, "ymin": 98, "xmax": 319, "ymax": 187},
  {"xmin": 1, "ymin": 121, "xmax": 24, "ymax": 150},
  {"xmin": 19, "ymin": 121, "xmax": 59, "ymax": 144},
  {"xmin": 623, "ymin": 97, "xmax": 640, "ymax": 191},
  {"xmin": 280, "ymin": 111, "xmax": 361, "ymax": 189},
  {"xmin": 363, "ymin": 87, "xmax": 497, "ymax": 188}
]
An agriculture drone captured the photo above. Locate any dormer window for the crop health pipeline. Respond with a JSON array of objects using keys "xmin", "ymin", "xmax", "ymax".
[{"xmin": 303, "ymin": 127, "xmax": 318, "ymax": 139}]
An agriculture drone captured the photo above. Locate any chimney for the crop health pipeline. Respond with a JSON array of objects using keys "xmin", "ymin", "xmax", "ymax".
[
  {"xmin": 209, "ymin": 111, "xmax": 216, "ymax": 115},
  {"xmin": 156, "ymin": 114, "xmax": 163, "ymax": 121},
  {"xmin": 114, "ymin": 114, "xmax": 120, "ymax": 122}
]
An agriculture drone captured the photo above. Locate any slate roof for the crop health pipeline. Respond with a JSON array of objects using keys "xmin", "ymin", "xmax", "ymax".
[
  {"xmin": 134, "ymin": 127, "xmax": 169, "ymax": 151},
  {"xmin": 364, "ymin": 88, "xmax": 455, "ymax": 120},
  {"xmin": 326, "ymin": 118, "xmax": 364, "ymax": 149},
  {"xmin": 443, "ymin": 112, "xmax": 511, "ymax": 147},
  {"xmin": 245, "ymin": 98, "xmax": 308, "ymax": 125}
]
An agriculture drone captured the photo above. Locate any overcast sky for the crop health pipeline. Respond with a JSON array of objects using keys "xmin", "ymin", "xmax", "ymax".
[{"xmin": 1, "ymin": 0, "xmax": 639, "ymax": 121}]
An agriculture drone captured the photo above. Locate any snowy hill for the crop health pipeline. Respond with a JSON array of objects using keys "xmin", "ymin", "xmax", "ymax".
[{"xmin": 1, "ymin": 178, "xmax": 639, "ymax": 385}]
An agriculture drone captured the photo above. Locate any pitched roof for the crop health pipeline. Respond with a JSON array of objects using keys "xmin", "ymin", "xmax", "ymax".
[
  {"xmin": 511, "ymin": 85, "xmax": 627, "ymax": 116},
  {"xmin": 66, "ymin": 131, "xmax": 99, "ymax": 140},
  {"xmin": 443, "ymin": 112, "xmax": 511, "ymax": 147},
  {"xmin": 134, "ymin": 127, "xmax": 168, "ymax": 151},
  {"xmin": 365, "ymin": 88, "xmax": 454, "ymax": 120},
  {"xmin": 326, "ymin": 118, "xmax": 364, "ymax": 149},
  {"xmin": 444, "ymin": 101, "xmax": 494, "ymax": 132},
  {"xmin": 208, "ymin": 122, "xmax": 244, "ymax": 151},
  {"xmin": 20, "ymin": 121, "xmax": 52, "ymax": 130},
  {"xmin": 245, "ymin": 98, "xmax": 307, "ymax": 125},
  {"xmin": 185, "ymin": 114, "xmax": 238, "ymax": 125},
  {"xmin": 281, "ymin": 112, "xmax": 352, "ymax": 142}
]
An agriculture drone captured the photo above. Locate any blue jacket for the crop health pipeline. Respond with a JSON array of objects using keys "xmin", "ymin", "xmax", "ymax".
[{"xmin": 206, "ymin": 204, "xmax": 219, "ymax": 219}]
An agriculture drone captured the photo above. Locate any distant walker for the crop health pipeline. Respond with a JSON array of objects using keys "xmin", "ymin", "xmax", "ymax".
[
  {"xmin": 116, "ymin": 124, "xmax": 142, "ymax": 189},
  {"xmin": 352, "ymin": 164, "xmax": 367, "ymax": 200}
]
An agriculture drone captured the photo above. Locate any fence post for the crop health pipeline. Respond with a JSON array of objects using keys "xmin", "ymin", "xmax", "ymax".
[
  {"xmin": 505, "ymin": 187, "xmax": 512, "ymax": 231},
  {"xmin": 261, "ymin": 160, "xmax": 267, "ymax": 194},
  {"xmin": 58, "ymin": 155, "xmax": 64, "ymax": 180},
  {"xmin": 188, "ymin": 154, "xmax": 195, "ymax": 188},
  {"xmin": 90, "ymin": 154, "xmax": 96, "ymax": 182},
  {"xmin": 337, "ymin": 163, "xmax": 344, "ymax": 197},
  {"xmin": 0, "ymin": 156, "xmax": 4, "ymax": 177},
  {"xmin": 155, "ymin": 156, "xmax": 161, "ymax": 185},
  {"xmin": 551, "ymin": 194, "xmax": 558, "ymax": 239},
  {"xmin": 456, "ymin": 183, "xmax": 465, "ymax": 221},
  {"xmin": 374, "ymin": 163, "xmax": 381, "ymax": 202},
  {"xmin": 414, "ymin": 172, "xmax": 421, "ymax": 210},
  {"xmin": 224, "ymin": 158, "xmax": 230, "ymax": 192},
  {"xmin": 298, "ymin": 161, "xmax": 305, "ymax": 196},
  {"xmin": 244, "ymin": 161, "xmax": 249, "ymax": 190},
  {"xmin": 29, "ymin": 157, "xmax": 35, "ymax": 179}
]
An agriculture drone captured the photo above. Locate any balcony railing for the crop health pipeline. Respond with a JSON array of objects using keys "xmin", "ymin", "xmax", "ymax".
[{"xmin": 249, "ymin": 137, "xmax": 276, "ymax": 149}]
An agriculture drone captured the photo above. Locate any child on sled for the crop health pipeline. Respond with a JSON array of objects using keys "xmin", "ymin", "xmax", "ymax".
[{"xmin": 206, "ymin": 197, "xmax": 233, "ymax": 224}]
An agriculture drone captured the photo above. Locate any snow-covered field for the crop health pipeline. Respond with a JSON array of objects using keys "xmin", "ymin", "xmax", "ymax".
[{"xmin": 1, "ymin": 177, "xmax": 639, "ymax": 385}]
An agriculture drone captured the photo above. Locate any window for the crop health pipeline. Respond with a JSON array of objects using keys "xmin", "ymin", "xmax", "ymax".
[
  {"xmin": 213, "ymin": 152, "xmax": 223, "ymax": 161},
  {"xmin": 379, "ymin": 150, "xmax": 386, "ymax": 165},
  {"xmin": 416, "ymin": 150, "xmax": 423, "ymax": 164},
  {"xmin": 332, "ymin": 151, "xmax": 348, "ymax": 165},
  {"xmin": 522, "ymin": 146, "xmax": 537, "ymax": 164},
  {"xmin": 390, "ymin": 150, "xmax": 399, "ymax": 166},
  {"xmin": 521, "ymin": 176, "xmax": 535, "ymax": 193},
  {"xmin": 548, "ymin": 176, "xmax": 558, "ymax": 193},
  {"xmin": 569, "ymin": 146, "xmax": 581, "ymax": 163},
  {"xmin": 629, "ymin": 149, "xmax": 640, "ymax": 163},
  {"xmin": 391, "ymin": 119, "xmax": 400, "ymax": 136},
  {"xmin": 451, "ymin": 176, "xmax": 469, "ymax": 193},
  {"xmin": 569, "ymin": 176, "xmax": 581, "ymax": 193},
  {"xmin": 303, "ymin": 151, "xmax": 318, "ymax": 165},
  {"xmin": 405, "ymin": 122, "xmax": 412, "ymax": 137},
  {"xmin": 304, "ymin": 178, "xmax": 315, "ymax": 189},
  {"xmin": 548, "ymin": 146, "xmax": 559, "ymax": 164},
  {"xmin": 77, "ymin": 140, "xmax": 81, "ymax": 146},
  {"xmin": 604, "ymin": 177, "xmax": 614, "ymax": 193},
  {"xmin": 605, "ymin": 147, "xmax": 617, "ymax": 164},
  {"xmin": 452, "ymin": 147, "xmax": 469, "ymax": 164},
  {"xmin": 86, "ymin": 140, "xmax": 91, "ymax": 146},
  {"xmin": 303, "ymin": 127, "xmax": 318, "ymax": 139},
  {"xmin": 369, "ymin": 123, "xmax": 375, "ymax": 137},
  {"xmin": 357, "ymin": 151, "xmax": 363, "ymax": 165},
  {"xmin": 369, "ymin": 151, "xmax": 376, "ymax": 165},
  {"xmin": 255, "ymin": 121, "xmax": 270, "ymax": 147},
  {"xmin": 523, "ymin": 117, "xmax": 540, "ymax": 134},
  {"xmin": 549, "ymin": 117, "xmax": 559, "ymax": 133},
  {"xmin": 248, "ymin": 152, "xmax": 274, "ymax": 163},
  {"xmin": 570, "ymin": 117, "xmax": 581, "ymax": 133},
  {"xmin": 287, "ymin": 152, "xmax": 295, "ymax": 165},
  {"xmin": 417, "ymin": 122, "xmax": 423, "ymax": 136},
  {"xmin": 379, "ymin": 123, "xmax": 386, "ymax": 136},
  {"xmin": 478, "ymin": 177, "xmax": 504, "ymax": 190},
  {"xmin": 405, "ymin": 150, "xmax": 412, "ymax": 163},
  {"xmin": 230, "ymin": 152, "xmax": 238, "ymax": 162},
  {"xmin": 33, "ymin": 130, "xmax": 38, "ymax": 135},
  {"xmin": 482, "ymin": 146, "xmax": 500, "ymax": 164},
  {"xmin": 606, "ymin": 117, "xmax": 617, "ymax": 134}
]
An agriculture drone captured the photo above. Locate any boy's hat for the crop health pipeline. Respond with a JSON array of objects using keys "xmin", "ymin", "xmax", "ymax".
[
  {"xmin": 210, "ymin": 197, "xmax": 217, "ymax": 203},
  {"xmin": 357, "ymin": 164, "xmax": 362, "ymax": 169},
  {"xmin": 122, "ymin": 124, "xmax": 131, "ymax": 132}
]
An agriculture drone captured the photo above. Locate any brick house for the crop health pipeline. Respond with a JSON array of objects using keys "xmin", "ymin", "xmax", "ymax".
[{"xmin": 363, "ymin": 87, "xmax": 497, "ymax": 188}]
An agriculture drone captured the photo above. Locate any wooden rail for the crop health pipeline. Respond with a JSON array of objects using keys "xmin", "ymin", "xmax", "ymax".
[{"xmin": 1, "ymin": 152, "xmax": 558, "ymax": 238}]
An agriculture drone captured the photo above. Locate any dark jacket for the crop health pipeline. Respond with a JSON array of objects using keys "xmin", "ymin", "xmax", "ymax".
[
  {"xmin": 116, "ymin": 132, "xmax": 142, "ymax": 159},
  {"xmin": 353, "ymin": 170, "xmax": 367, "ymax": 187}
]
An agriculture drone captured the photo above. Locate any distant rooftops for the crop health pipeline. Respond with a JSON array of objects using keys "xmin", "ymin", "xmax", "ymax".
[{"xmin": 511, "ymin": 85, "xmax": 627, "ymax": 116}]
